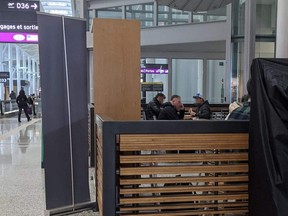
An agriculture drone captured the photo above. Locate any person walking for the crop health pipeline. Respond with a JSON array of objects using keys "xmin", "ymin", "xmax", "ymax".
[
  {"xmin": 9, "ymin": 91, "xmax": 16, "ymax": 100},
  {"xmin": 16, "ymin": 90, "xmax": 31, "ymax": 122},
  {"xmin": 27, "ymin": 94, "xmax": 37, "ymax": 116}
]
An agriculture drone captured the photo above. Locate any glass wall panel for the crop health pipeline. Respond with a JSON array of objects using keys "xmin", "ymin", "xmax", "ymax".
[
  {"xmin": 255, "ymin": 42, "xmax": 275, "ymax": 58},
  {"xmin": 232, "ymin": 0, "xmax": 246, "ymax": 37},
  {"xmin": 256, "ymin": 0, "xmax": 276, "ymax": 35},
  {"xmin": 172, "ymin": 59, "xmax": 203, "ymax": 104},
  {"xmin": 231, "ymin": 40, "xmax": 244, "ymax": 102},
  {"xmin": 158, "ymin": 6, "xmax": 189, "ymax": 26},
  {"xmin": 126, "ymin": 4, "xmax": 154, "ymax": 27},
  {"xmin": 88, "ymin": 9, "xmax": 95, "ymax": 30},
  {"xmin": 207, "ymin": 60, "xmax": 226, "ymax": 104},
  {"xmin": 193, "ymin": 7, "xmax": 227, "ymax": 23},
  {"xmin": 96, "ymin": 7, "xmax": 122, "ymax": 19},
  {"xmin": 231, "ymin": 0, "xmax": 246, "ymax": 102}
]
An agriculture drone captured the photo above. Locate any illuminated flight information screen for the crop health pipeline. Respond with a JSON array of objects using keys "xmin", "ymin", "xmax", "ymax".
[{"xmin": 0, "ymin": 0, "xmax": 39, "ymax": 43}]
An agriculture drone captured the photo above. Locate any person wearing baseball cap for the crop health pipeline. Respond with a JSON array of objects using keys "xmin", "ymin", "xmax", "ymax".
[{"xmin": 189, "ymin": 93, "xmax": 211, "ymax": 119}]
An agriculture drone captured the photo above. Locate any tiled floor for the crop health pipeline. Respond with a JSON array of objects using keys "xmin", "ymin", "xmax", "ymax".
[{"xmin": 0, "ymin": 117, "xmax": 98, "ymax": 216}]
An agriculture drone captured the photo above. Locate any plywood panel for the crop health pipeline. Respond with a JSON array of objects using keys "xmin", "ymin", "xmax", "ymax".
[{"xmin": 93, "ymin": 18, "xmax": 140, "ymax": 120}]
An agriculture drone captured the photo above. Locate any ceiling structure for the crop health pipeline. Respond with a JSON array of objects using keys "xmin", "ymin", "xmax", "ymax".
[
  {"xmin": 21, "ymin": 0, "xmax": 276, "ymax": 61},
  {"xmin": 157, "ymin": 0, "xmax": 233, "ymax": 12},
  {"xmin": 40, "ymin": 0, "xmax": 73, "ymax": 16}
]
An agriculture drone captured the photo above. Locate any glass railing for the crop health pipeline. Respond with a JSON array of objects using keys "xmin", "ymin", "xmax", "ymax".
[
  {"xmin": 89, "ymin": 3, "xmax": 227, "ymax": 29},
  {"xmin": 1, "ymin": 99, "xmax": 42, "ymax": 116}
]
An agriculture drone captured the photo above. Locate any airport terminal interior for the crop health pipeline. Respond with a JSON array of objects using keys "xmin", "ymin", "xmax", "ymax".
[{"xmin": 0, "ymin": 0, "xmax": 287, "ymax": 215}]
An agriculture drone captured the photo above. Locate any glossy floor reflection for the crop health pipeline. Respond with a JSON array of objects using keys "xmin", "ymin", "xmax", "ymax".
[
  {"xmin": 0, "ymin": 118, "xmax": 98, "ymax": 216},
  {"xmin": 0, "ymin": 118, "xmax": 45, "ymax": 216}
]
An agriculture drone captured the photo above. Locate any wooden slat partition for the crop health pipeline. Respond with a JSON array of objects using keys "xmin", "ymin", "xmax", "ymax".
[
  {"xmin": 96, "ymin": 127, "xmax": 103, "ymax": 216},
  {"xmin": 118, "ymin": 133, "xmax": 248, "ymax": 215}
]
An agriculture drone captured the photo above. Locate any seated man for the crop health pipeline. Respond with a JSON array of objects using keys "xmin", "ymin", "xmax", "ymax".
[
  {"xmin": 227, "ymin": 100, "xmax": 250, "ymax": 120},
  {"xmin": 158, "ymin": 95, "xmax": 185, "ymax": 120},
  {"xmin": 145, "ymin": 93, "xmax": 166, "ymax": 120},
  {"xmin": 227, "ymin": 79, "xmax": 251, "ymax": 120},
  {"xmin": 189, "ymin": 93, "xmax": 211, "ymax": 119}
]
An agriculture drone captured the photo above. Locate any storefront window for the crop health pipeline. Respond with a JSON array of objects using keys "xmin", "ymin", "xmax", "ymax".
[
  {"xmin": 126, "ymin": 4, "xmax": 154, "ymax": 27},
  {"xmin": 158, "ymin": 6, "xmax": 190, "ymax": 26},
  {"xmin": 96, "ymin": 7, "xmax": 122, "ymax": 19},
  {"xmin": 141, "ymin": 58, "xmax": 168, "ymax": 103},
  {"xmin": 207, "ymin": 60, "xmax": 226, "ymax": 104},
  {"xmin": 172, "ymin": 59, "xmax": 203, "ymax": 104}
]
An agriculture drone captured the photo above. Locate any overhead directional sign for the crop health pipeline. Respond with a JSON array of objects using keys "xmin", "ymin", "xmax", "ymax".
[
  {"xmin": 0, "ymin": 1, "xmax": 39, "ymax": 12},
  {"xmin": 0, "ymin": 0, "xmax": 39, "ymax": 43}
]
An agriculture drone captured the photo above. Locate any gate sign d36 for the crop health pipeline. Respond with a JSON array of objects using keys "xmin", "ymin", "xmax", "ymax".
[{"xmin": 0, "ymin": 1, "xmax": 40, "ymax": 12}]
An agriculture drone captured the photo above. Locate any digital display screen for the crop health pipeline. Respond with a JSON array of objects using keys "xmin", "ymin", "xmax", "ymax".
[
  {"xmin": 0, "ymin": 32, "xmax": 38, "ymax": 43},
  {"xmin": 141, "ymin": 68, "xmax": 168, "ymax": 74}
]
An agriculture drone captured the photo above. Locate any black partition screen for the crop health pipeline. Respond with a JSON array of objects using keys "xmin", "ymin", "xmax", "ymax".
[
  {"xmin": 38, "ymin": 13, "xmax": 90, "ymax": 210},
  {"xmin": 249, "ymin": 58, "xmax": 288, "ymax": 216}
]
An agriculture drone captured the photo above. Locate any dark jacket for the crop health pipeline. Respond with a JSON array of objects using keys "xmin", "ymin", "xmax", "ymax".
[
  {"xmin": 9, "ymin": 92, "xmax": 16, "ymax": 99},
  {"xmin": 196, "ymin": 100, "xmax": 211, "ymax": 119},
  {"xmin": 158, "ymin": 102, "xmax": 185, "ymax": 120},
  {"xmin": 145, "ymin": 98, "xmax": 162, "ymax": 120},
  {"xmin": 16, "ymin": 94, "xmax": 28, "ymax": 108},
  {"xmin": 227, "ymin": 102, "xmax": 250, "ymax": 120}
]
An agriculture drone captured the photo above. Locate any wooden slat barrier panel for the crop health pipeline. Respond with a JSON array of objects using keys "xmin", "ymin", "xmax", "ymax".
[
  {"xmin": 118, "ymin": 134, "xmax": 249, "ymax": 216},
  {"xmin": 96, "ymin": 126, "xmax": 103, "ymax": 216}
]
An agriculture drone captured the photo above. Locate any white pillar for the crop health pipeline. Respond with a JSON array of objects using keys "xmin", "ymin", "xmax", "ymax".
[
  {"xmin": 276, "ymin": 0, "xmax": 288, "ymax": 58},
  {"xmin": 167, "ymin": 58, "xmax": 172, "ymax": 99},
  {"xmin": 202, "ymin": 58, "xmax": 207, "ymax": 98},
  {"xmin": 32, "ymin": 60, "xmax": 36, "ymax": 94},
  {"xmin": 16, "ymin": 46, "xmax": 21, "ymax": 93},
  {"xmin": 153, "ymin": 0, "xmax": 158, "ymax": 26},
  {"xmin": 27, "ymin": 57, "xmax": 31, "ymax": 95},
  {"xmin": 225, "ymin": 4, "xmax": 232, "ymax": 103},
  {"xmin": 8, "ymin": 44, "xmax": 13, "ymax": 93}
]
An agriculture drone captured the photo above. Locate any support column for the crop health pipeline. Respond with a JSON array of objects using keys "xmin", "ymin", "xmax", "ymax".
[
  {"xmin": 225, "ymin": 4, "xmax": 232, "ymax": 103},
  {"xmin": 243, "ymin": 0, "xmax": 256, "ymax": 95},
  {"xmin": 16, "ymin": 46, "xmax": 21, "ymax": 93},
  {"xmin": 34, "ymin": 60, "xmax": 37, "ymax": 94},
  {"xmin": 276, "ymin": 0, "xmax": 288, "ymax": 58},
  {"xmin": 200, "ymin": 59, "xmax": 204, "ymax": 94},
  {"xmin": 122, "ymin": 5, "xmax": 126, "ymax": 19},
  {"xmin": 167, "ymin": 57, "xmax": 172, "ymax": 99},
  {"xmin": 8, "ymin": 44, "xmax": 13, "ymax": 93},
  {"xmin": 28, "ymin": 57, "xmax": 31, "ymax": 95},
  {"xmin": 153, "ymin": 0, "xmax": 158, "ymax": 26}
]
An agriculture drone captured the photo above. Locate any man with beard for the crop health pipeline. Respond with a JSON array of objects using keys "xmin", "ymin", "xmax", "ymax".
[{"xmin": 158, "ymin": 95, "xmax": 185, "ymax": 120}]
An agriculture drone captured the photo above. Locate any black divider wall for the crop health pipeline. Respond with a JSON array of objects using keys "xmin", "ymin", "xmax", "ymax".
[
  {"xmin": 249, "ymin": 58, "xmax": 288, "ymax": 216},
  {"xmin": 64, "ymin": 17, "xmax": 90, "ymax": 205},
  {"xmin": 38, "ymin": 14, "xmax": 89, "ymax": 210}
]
